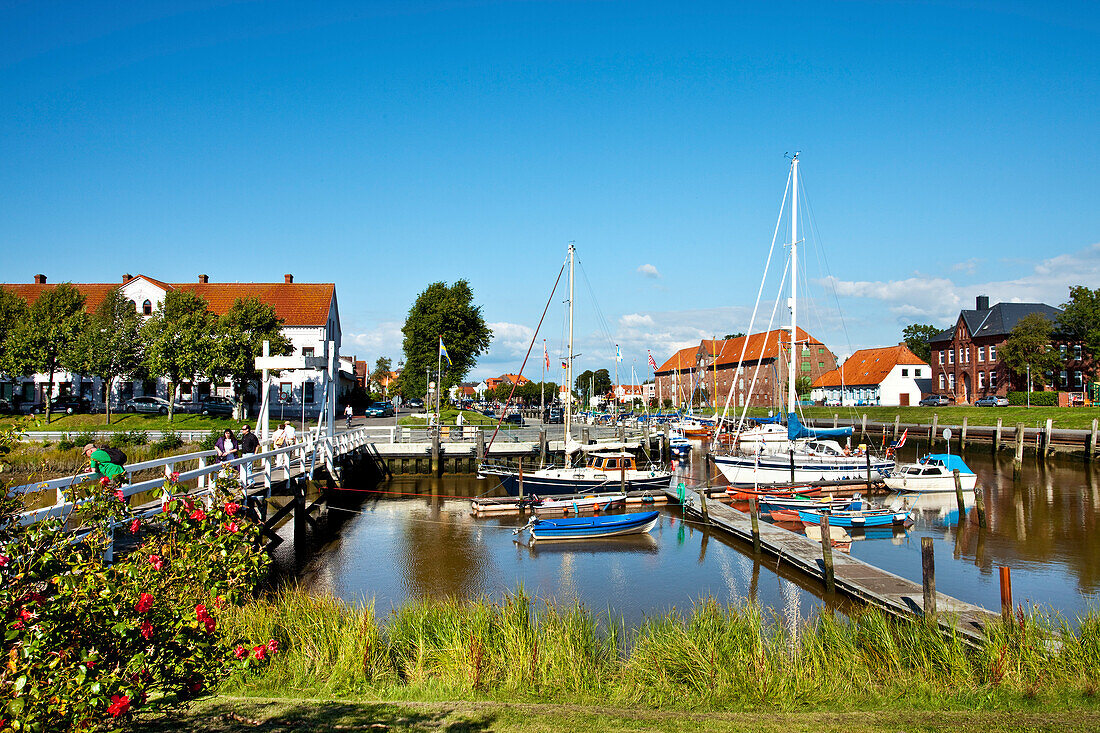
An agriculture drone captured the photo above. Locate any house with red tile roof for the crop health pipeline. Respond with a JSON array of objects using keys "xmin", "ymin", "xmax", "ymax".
[
  {"xmin": 810, "ymin": 344, "xmax": 929, "ymax": 407},
  {"xmin": 652, "ymin": 329, "xmax": 837, "ymax": 408},
  {"xmin": 1, "ymin": 273, "xmax": 340, "ymax": 416}
]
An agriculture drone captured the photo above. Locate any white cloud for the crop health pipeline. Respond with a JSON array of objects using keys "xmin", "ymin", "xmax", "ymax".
[
  {"xmin": 637, "ymin": 263, "xmax": 661, "ymax": 279},
  {"xmin": 345, "ymin": 320, "xmax": 404, "ymax": 361}
]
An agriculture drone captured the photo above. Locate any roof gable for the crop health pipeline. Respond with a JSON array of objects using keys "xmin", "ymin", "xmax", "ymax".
[{"xmin": 812, "ymin": 344, "xmax": 928, "ymax": 388}]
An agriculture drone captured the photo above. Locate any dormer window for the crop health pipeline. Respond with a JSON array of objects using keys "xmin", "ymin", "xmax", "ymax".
[{"xmin": 142, "ymin": 299, "xmax": 152, "ymax": 315}]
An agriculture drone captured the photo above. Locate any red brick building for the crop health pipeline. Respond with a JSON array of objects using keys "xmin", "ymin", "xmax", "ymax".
[
  {"xmin": 926, "ymin": 295, "xmax": 1087, "ymax": 403},
  {"xmin": 653, "ymin": 329, "xmax": 838, "ymax": 408}
]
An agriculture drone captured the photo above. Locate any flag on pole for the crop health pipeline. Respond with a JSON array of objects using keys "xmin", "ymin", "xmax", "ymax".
[
  {"xmin": 561, "ymin": 360, "xmax": 568, "ymax": 369},
  {"xmin": 544, "ymin": 341, "xmax": 550, "ymax": 370},
  {"xmin": 648, "ymin": 350, "xmax": 658, "ymax": 371},
  {"xmin": 439, "ymin": 337, "xmax": 452, "ymax": 367},
  {"xmin": 890, "ymin": 429, "xmax": 908, "ymax": 449},
  {"xmin": 616, "ymin": 344, "xmax": 622, "ymax": 363}
]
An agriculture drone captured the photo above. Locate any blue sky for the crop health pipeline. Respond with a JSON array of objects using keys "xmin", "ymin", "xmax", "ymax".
[{"xmin": 2, "ymin": 1, "xmax": 1098, "ymax": 380}]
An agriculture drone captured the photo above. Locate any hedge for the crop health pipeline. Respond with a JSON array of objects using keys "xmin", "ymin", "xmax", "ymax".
[{"xmin": 1006, "ymin": 391, "xmax": 1058, "ymax": 406}]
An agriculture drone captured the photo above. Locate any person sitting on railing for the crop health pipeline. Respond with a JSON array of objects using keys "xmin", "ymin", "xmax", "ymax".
[
  {"xmin": 214, "ymin": 429, "xmax": 239, "ymax": 463},
  {"xmin": 83, "ymin": 443, "xmax": 126, "ymax": 483}
]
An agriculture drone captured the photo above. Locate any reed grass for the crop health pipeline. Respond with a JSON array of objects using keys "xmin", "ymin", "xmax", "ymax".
[{"xmin": 220, "ymin": 588, "xmax": 1100, "ymax": 711}]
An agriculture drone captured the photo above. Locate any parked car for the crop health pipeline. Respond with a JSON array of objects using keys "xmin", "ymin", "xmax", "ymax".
[
  {"xmin": 22, "ymin": 396, "xmax": 92, "ymax": 415},
  {"xmin": 0, "ymin": 398, "xmax": 14, "ymax": 414},
  {"xmin": 543, "ymin": 407, "xmax": 564, "ymax": 424},
  {"xmin": 406, "ymin": 398, "xmax": 425, "ymax": 409},
  {"xmin": 503, "ymin": 413, "xmax": 525, "ymax": 426},
  {"xmin": 974, "ymin": 395, "xmax": 1009, "ymax": 407},
  {"xmin": 365, "ymin": 401, "xmax": 395, "ymax": 418},
  {"xmin": 121, "ymin": 396, "xmax": 177, "ymax": 414},
  {"xmin": 918, "ymin": 394, "xmax": 952, "ymax": 407},
  {"xmin": 187, "ymin": 396, "xmax": 235, "ymax": 416}
]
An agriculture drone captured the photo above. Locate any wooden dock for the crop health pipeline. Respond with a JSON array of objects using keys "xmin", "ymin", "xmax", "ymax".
[{"xmin": 670, "ymin": 486, "xmax": 998, "ymax": 642}]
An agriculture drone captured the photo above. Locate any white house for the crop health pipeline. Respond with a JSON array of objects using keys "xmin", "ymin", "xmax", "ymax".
[
  {"xmin": 2, "ymin": 273, "xmax": 340, "ymax": 417},
  {"xmin": 811, "ymin": 344, "xmax": 929, "ymax": 407}
]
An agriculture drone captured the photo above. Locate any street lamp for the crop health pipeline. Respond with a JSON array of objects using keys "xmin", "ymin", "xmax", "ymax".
[{"xmin": 1026, "ymin": 363, "xmax": 1031, "ymax": 409}]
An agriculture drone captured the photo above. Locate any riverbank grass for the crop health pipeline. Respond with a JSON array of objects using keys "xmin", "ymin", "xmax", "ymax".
[{"xmin": 0, "ymin": 411, "xmax": 275, "ymax": 432}]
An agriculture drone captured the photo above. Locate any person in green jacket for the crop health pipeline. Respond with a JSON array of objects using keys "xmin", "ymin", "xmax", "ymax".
[{"xmin": 83, "ymin": 443, "xmax": 126, "ymax": 482}]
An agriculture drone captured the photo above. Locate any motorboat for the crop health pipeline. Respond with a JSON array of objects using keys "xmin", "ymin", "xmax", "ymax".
[
  {"xmin": 797, "ymin": 506, "xmax": 911, "ymax": 529},
  {"xmin": 514, "ymin": 510, "xmax": 660, "ymax": 541},
  {"xmin": 480, "ymin": 451, "xmax": 672, "ymax": 497},
  {"xmin": 884, "ymin": 454, "xmax": 977, "ymax": 493}
]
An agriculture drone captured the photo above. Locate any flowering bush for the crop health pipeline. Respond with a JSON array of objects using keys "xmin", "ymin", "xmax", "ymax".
[{"xmin": 0, "ymin": 462, "xmax": 273, "ymax": 731}]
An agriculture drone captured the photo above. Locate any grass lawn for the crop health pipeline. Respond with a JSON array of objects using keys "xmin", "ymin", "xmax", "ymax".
[
  {"xmin": 399, "ymin": 409, "xmax": 498, "ymax": 427},
  {"xmin": 1, "ymin": 412, "xmax": 282, "ymax": 433},
  {"xmin": 133, "ymin": 697, "xmax": 1100, "ymax": 732}
]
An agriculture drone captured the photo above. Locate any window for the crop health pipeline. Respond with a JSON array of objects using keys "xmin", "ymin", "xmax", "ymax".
[
  {"xmin": 914, "ymin": 368, "xmax": 922, "ymax": 377},
  {"xmin": 1076, "ymin": 371, "xmax": 1083, "ymax": 388},
  {"xmin": 957, "ymin": 348, "xmax": 963, "ymax": 363},
  {"xmin": 948, "ymin": 373, "xmax": 955, "ymax": 391},
  {"xmin": 302, "ymin": 347, "xmax": 315, "ymax": 358},
  {"xmin": 948, "ymin": 350, "xmax": 954, "ymax": 365},
  {"xmin": 142, "ymin": 299, "xmax": 152, "ymax": 316},
  {"xmin": 818, "ymin": 347, "xmax": 824, "ymax": 354},
  {"xmin": 990, "ymin": 370, "xmax": 997, "ymax": 388},
  {"xmin": 978, "ymin": 371, "xmax": 985, "ymax": 389},
  {"xmin": 305, "ymin": 382, "xmax": 315, "ymax": 403},
  {"xmin": 939, "ymin": 351, "xmax": 944, "ymax": 365},
  {"xmin": 977, "ymin": 346, "xmax": 984, "ymax": 362},
  {"xmin": 1059, "ymin": 370, "xmax": 1067, "ymax": 387},
  {"xmin": 989, "ymin": 345, "xmax": 996, "ymax": 361},
  {"xmin": 818, "ymin": 361, "xmax": 825, "ymax": 368},
  {"xmin": 965, "ymin": 346, "xmax": 970, "ymax": 362},
  {"xmin": 801, "ymin": 362, "xmax": 811, "ymax": 372},
  {"xmin": 142, "ymin": 379, "xmax": 157, "ymax": 396},
  {"xmin": 1074, "ymin": 345, "xmax": 1082, "ymax": 360},
  {"xmin": 901, "ymin": 368, "xmax": 908, "ymax": 377},
  {"xmin": 938, "ymin": 374, "xmax": 945, "ymax": 389}
]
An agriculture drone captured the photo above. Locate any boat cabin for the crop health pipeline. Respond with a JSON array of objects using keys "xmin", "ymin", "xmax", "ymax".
[
  {"xmin": 585, "ymin": 452, "xmax": 637, "ymax": 472},
  {"xmin": 799, "ymin": 440, "xmax": 846, "ymax": 457},
  {"xmin": 918, "ymin": 454, "xmax": 974, "ymax": 475}
]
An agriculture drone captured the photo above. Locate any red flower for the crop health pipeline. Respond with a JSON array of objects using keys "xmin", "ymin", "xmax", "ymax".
[
  {"xmin": 135, "ymin": 593, "xmax": 154, "ymax": 613},
  {"xmin": 0, "ymin": 554, "xmax": 10, "ymax": 567},
  {"xmin": 140, "ymin": 620, "xmax": 153, "ymax": 640},
  {"xmin": 18, "ymin": 608, "xmax": 33, "ymax": 621},
  {"xmin": 189, "ymin": 509, "xmax": 206, "ymax": 522},
  {"xmin": 214, "ymin": 595, "xmax": 226, "ymax": 609},
  {"xmin": 170, "ymin": 471, "xmax": 180, "ymax": 483},
  {"xmin": 203, "ymin": 616, "xmax": 216, "ymax": 633},
  {"xmin": 99, "ymin": 476, "xmax": 110, "ymax": 486},
  {"xmin": 129, "ymin": 518, "xmax": 141, "ymax": 534},
  {"xmin": 107, "ymin": 694, "xmax": 130, "ymax": 717},
  {"xmin": 162, "ymin": 501, "xmax": 170, "ymax": 513},
  {"xmin": 114, "ymin": 489, "xmax": 125, "ymax": 501},
  {"xmin": 182, "ymin": 498, "xmax": 194, "ymax": 511},
  {"xmin": 253, "ymin": 644, "xmax": 266, "ymax": 661},
  {"xmin": 222, "ymin": 521, "xmax": 239, "ymax": 534},
  {"xmin": 11, "ymin": 620, "xmax": 23, "ymax": 630},
  {"xmin": 266, "ymin": 639, "xmax": 279, "ymax": 654},
  {"xmin": 224, "ymin": 501, "xmax": 240, "ymax": 516},
  {"xmin": 195, "ymin": 603, "xmax": 208, "ymax": 620},
  {"xmin": 148, "ymin": 554, "xmax": 164, "ymax": 571},
  {"xmin": 234, "ymin": 645, "xmax": 247, "ymax": 659}
]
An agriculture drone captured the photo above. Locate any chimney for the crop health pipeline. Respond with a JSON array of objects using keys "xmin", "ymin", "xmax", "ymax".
[
  {"xmin": 284, "ymin": 274, "xmax": 294, "ymax": 284},
  {"xmin": 33, "ymin": 274, "xmax": 46, "ymax": 284},
  {"xmin": 976, "ymin": 295, "xmax": 989, "ymax": 311},
  {"xmin": 122, "ymin": 273, "xmax": 132, "ymax": 283},
  {"xmin": 198, "ymin": 274, "xmax": 209, "ymax": 284}
]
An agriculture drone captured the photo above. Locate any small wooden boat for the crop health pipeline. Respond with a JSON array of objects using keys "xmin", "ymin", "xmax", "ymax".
[
  {"xmin": 726, "ymin": 485, "xmax": 819, "ymax": 502},
  {"xmin": 758, "ymin": 494, "xmax": 863, "ymax": 513},
  {"xmin": 532, "ymin": 492, "xmax": 626, "ymax": 514},
  {"xmin": 769, "ymin": 509, "xmax": 802, "ymax": 522},
  {"xmin": 515, "ymin": 511, "xmax": 660, "ymax": 541},
  {"xmin": 797, "ymin": 507, "xmax": 910, "ymax": 528}
]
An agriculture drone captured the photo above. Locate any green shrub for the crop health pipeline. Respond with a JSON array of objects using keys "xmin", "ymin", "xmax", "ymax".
[
  {"xmin": 57, "ymin": 438, "xmax": 76, "ymax": 451},
  {"xmin": 152, "ymin": 431, "xmax": 184, "ymax": 452},
  {"xmin": 110, "ymin": 429, "xmax": 148, "ymax": 448},
  {"xmin": 199, "ymin": 429, "xmax": 220, "ymax": 450},
  {"xmin": 1007, "ymin": 391, "xmax": 1059, "ymax": 406},
  {"xmin": 74, "ymin": 430, "xmax": 99, "ymax": 448}
]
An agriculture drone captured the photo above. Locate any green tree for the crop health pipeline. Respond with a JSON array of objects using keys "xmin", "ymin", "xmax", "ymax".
[
  {"xmin": 1000, "ymin": 313, "xmax": 1062, "ymax": 390},
  {"xmin": 723, "ymin": 332, "xmax": 745, "ymax": 340},
  {"xmin": 5, "ymin": 284, "xmax": 87, "ymax": 422},
  {"xmin": 574, "ymin": 369, "xmax": 594, "ymax": 404},
  {"xmin": 1059, "ymin": 285, "xmax": 1100, "ymax": 374},
  {"xmin": 77, "ymin": 288, "xmax": 143, "ymax": 425},
  {"xmin": 398, "ymin": 280, "xmax": 492, "ymax": 399},
  {"xmin": 795, "ymin": 375, "xmax": 813, "ymax": 399},
  {"xmin": 142, "ymin": 291, "xmax": 217, "ymax": 422},
  {"xmin": 592, "ymin": 368, "xmax": 612, "ymax": 397},
  {"xmin": 211, "ymin": 297, "xmax": 292, "ymax": 419},
  {"xmin": 0, "ymin": 287, "xmax": 29, "ymax": 386},
  {"xmin": 370, "ymin": 357, "xmax": 393, "ymax": 396},
  {"xmin": 902, "ymin": 323, "xmax": 941, "ymax": 364}
]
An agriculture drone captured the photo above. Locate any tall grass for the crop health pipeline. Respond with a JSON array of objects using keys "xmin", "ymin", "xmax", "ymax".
[{"xmin": 220, "ymin": 589, "xmax": 1100, "ymax": 710}]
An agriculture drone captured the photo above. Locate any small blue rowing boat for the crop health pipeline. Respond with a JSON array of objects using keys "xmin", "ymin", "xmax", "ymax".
[
  {"xmin": 515, "ymin": 511, "xmax": 660, "ymax": 541},
  {"xmin": 797, "ymin": 507, "xmax": 910, "ymax": 528}
]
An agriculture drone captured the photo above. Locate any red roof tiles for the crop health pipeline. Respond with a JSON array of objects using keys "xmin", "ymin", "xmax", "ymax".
[{"xmin": 812, "ymin": 345, "xmax": 927, "ymax": 388}]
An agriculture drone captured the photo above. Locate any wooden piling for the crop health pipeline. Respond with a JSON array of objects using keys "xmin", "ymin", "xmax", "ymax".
[
  {"xmin": 748, "ymin": 497, "xmax": 761, "ymax": 554},
  {"xmin": 954, "ymin": 469, "xmax": 966, "ymax": 520},
  {"xmin": 931, "ymin": 413, "xmax": 939, "ymax": 445},
  {"xmin": 961, "ymin": 416, "xmax": 968, "ymax": 451},
  {"xmin": 994, "ymin": 418, "xmax": 1002, "ymax": 453},
  {"xmin": 1043, "ymin": 418, "xmax": 1053, "ymax": 460},
  {"xmin": 1091, "ymin": 418, "xmax": 1099, "ymax": 461},
  {"xmin": 999, "ymin": 566, "xmax": 1013, "ymax": 621},
  {"xmin": 431, "ymin": 429, "xmax": 441, "ymax": 477},
  {"xmin": 539, "ymin": 427, "xmax": 547, "ymax": 461},
  {"xmin": 699, "ymin": 455, "xmax": 709, "ymax": 522},
  {"xmin": 476, "ymin": 428, "xmax": 485, "ymax": 461},
  {"xmin": 893, "ymin": 415, "xmax": 900, "ymax": 440},
  {"xmin": 662, "ymin": 423, "xmax": 670, "ymax": 462},
  {"xmin": 974, "ymin": 484, "xmax": 987, "ymax": 528},
  {"xmin": 921, "ymin": 536, "xmax": 936, "ymax": 618},
  {"xmin": 833, "ymin": 413, "xmax": 838, "ymax": 428},
  {"xmin": 582, "ymin": 427, "xmax": 590, "ymax": 445},
  {"xmin": 1014, "ymin": 423, "xmax": 1025, "ymax": 477},
  {"xmin": 518, "ymin": 460, "xmax": 524, "ymax": 499},
  {"xmin": 819, "ymin": 514, "xmax": 835, "ymax": 593}
]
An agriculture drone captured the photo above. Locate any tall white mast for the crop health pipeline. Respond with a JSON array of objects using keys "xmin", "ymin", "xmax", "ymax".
[
  {"xmin": 787, "ymin": 153, "xmax": 799, "ymax": 415},
  {"xmin": 565, "ymin": 242, "xmax": 575, "ymax": 444}
]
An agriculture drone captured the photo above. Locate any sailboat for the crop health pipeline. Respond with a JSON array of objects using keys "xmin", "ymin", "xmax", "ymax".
[
  {"xmin": 478, "ymin": 244, "xmax": 673, "ymax": 496},
  {"xmin": 711, "ymin": 155, "xmax": 895, "ymax": 486}
]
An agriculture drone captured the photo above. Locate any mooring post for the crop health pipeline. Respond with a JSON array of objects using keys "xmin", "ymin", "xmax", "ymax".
[
  {"xmin": 953, "ymin": 469, "xmax": 966, "ymax": 520},
  {"xmin": 974, "ymin": 484, "xmax": 987, "ymax": 528},
  {"xmin": 1043, "ymin": 418, "xmax": 1053, "ymax": 460},
  {"xmin": 1014, "ymin": 423, "xmax": 1025, "ymax": 477},
  {"xmin": 293, "ymin": 477, "xmax": 306, "ymax": 548},
  {"xmin": 749, "ymin": 497, "xmax": 761, "ymax": 554},
  {"xmin": 961, "ymin": 416, "xmax": 968, "ymax": 452},
  {"xmin": 476, "ymin": 428, "xmax": 485, "ymax": 461},
  {"xmin": 893, "ymin": 415, "xmax": 900, "ymax": 440},
  {"xmin": 619, "ymin": 424, "xmax": 626, "ymax": 443},
  {"xmin": 921, "ymin": 536, "xmax": 936, "ymax": 618},
  {"xmin": 662, "ymin": 422, "xmax": 670, "ymax": 462},
  {"xmin": 931, "ymin": 413, "xmax": 939, "ymax": 445},
  {"xmin": 833, "ymin": 413, "xmax": 838, "ymax": 428},
  {"xmin": 518, "ymin": 460, "xmax": 524, "ymax": 499},
  {"xmin": 1091, "ymin": 418, "xmax": 1099, "ymax": 461},
  {"xmin": 539, "ymin": 428, "xmax": 547, "ymax": 463},
  {"xmin": 699, "ymin": 455, "xmax": 709, "ymax": 521},
  {"xmin": 999, "ymin": 566, "xmax": 1013, "ymax": 621},
  {"xmin": 994, "ymin": 418, "xmax": 1002, "ymax": 454},
  {"xmin": 432, "ymin": 428, "xmax": 441, "ymax": 477},
  {"xmin": 582, "ymin": 427, "xmax": 590, "ymax": 445},
  {"xmin": 819, "ymin": 514, "xmax": 835, "ymax": 594}
]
